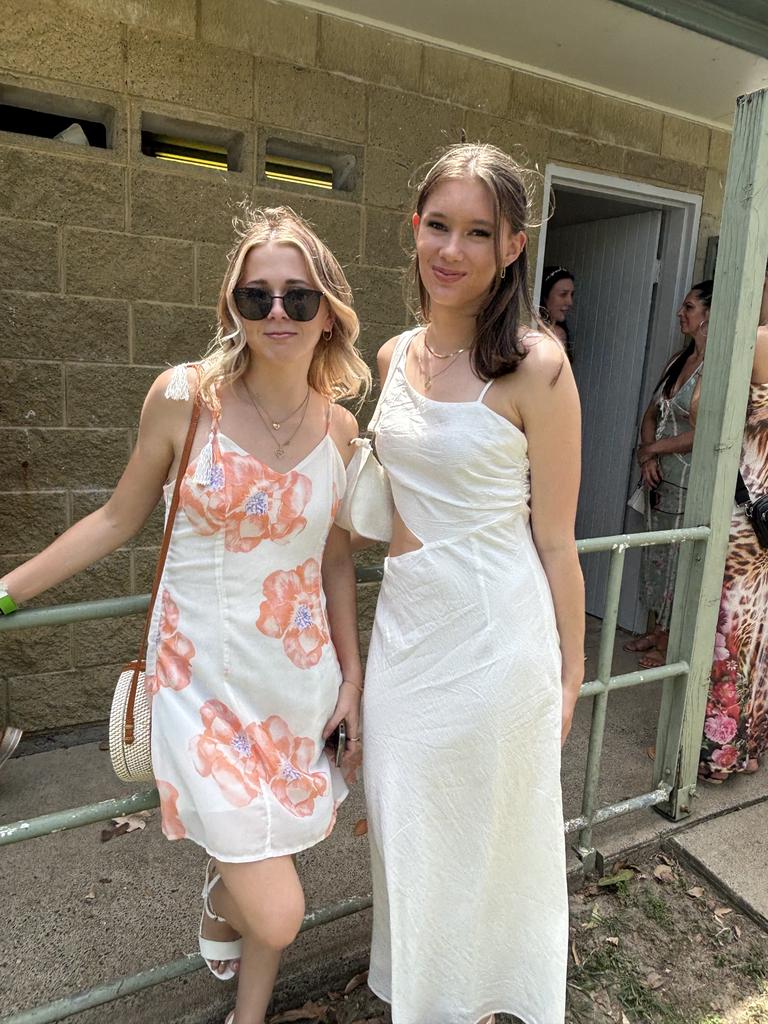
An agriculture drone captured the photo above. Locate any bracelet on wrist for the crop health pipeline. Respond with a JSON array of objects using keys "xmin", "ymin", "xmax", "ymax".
[
  {"xmin": 341, "ymin": 679, "xmax": 364, "ymax": 693},
  {"xmin": 0, "ymin": 585, "xmax": 18, "ymax": 615}
]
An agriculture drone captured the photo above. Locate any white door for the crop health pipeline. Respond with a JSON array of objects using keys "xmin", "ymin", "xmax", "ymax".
[{"xmin": 545, "ymin": 209, "xmax": 662, "ymax": 627}]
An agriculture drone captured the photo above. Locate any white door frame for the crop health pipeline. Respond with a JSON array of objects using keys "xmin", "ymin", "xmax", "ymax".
[
  {"xmin": 535, "ymin": 165, "xmax": 703, "ymax": 628},
  {"xmin": 534, "ymin": 164, "xmax": 702, "ymax": 305}
]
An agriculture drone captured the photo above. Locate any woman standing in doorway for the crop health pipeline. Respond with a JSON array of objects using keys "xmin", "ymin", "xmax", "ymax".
[
  {"xmin": 0, "ymin": 206, "xmax": 369, "ymax": 1024},
  {"xmin": 539, "ymin": 265, "xmax": 575, "ymax": 359},
  {"xmin": 363, "ymin": 144, "xmax": 584, "ymax": 1024},
  {"xmin": 625, "ymin": 280, "xmax": 713, "ymax": 667}
]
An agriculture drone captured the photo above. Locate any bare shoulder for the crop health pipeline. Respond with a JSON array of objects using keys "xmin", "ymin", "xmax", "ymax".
[
  {"xmin": 329, "ymin": 402, "xmax": 359, "ymax": 467},
  {"xmin": 141, "ymin": 365, "xmax": 198, "ymax": 429},
  {"xmin": 377, "ymin": 332, "xmax": 407, "ymax": 379},
  {"xmin": 495, "ymin": 330, "xmax": 571, "ymax": 400}
]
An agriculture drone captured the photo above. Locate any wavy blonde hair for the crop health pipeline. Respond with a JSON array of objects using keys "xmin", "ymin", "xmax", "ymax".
[{"xmin": 198, "ymin": 204, "xmax": 370, "ymax": 408}]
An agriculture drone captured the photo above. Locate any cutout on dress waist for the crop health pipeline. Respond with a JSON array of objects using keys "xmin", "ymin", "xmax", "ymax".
[{"xmin": 387, "ymin": 508, "xmax": 424, "ymax": 561}]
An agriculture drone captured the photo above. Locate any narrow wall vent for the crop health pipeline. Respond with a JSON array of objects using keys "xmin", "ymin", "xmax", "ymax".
[{"xmin": 264, "ymin": 138, "xmax": 356, "ymax": 193}]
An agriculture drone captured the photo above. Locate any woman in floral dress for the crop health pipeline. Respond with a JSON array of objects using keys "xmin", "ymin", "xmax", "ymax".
[
  {"xmin": 699, "ymin": 304, "xmax": 768, "ymax": 782},
  {"xmin": 0, "ymin": 206, "xmax": 370, "ymax": 1024}
]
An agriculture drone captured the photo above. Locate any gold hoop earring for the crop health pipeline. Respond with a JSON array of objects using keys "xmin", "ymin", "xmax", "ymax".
[
  {"xmin": 323, "ymin": 327, "xmax": 333, "ymax": 341},
  {"xmin": 500, "ymin": 266, "xmax": 507, "ymax": 280}
]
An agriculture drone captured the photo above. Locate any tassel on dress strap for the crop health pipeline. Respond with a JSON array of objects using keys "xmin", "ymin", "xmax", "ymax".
[{"xmin": 164, "ymin": 363, "xmax": 191, "ymax": 401}]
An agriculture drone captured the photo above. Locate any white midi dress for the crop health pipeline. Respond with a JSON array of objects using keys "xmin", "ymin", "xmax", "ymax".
[
  {"xmin": 364, "ymin": 330, "xmax": 569, "ymax": 1024},
  {"xmin": 147, "ymin": 372, "xmax": 348, "ymax": 862}
]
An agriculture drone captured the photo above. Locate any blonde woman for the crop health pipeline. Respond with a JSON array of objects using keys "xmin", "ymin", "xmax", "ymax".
[{"xmin": 0, "ymin": 206, "xmax": 370, "ymax": 1024}]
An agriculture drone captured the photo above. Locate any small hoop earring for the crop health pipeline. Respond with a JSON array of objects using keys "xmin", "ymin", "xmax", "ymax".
[
  {"xmin": 698, "ymin": 319, "xmax": 709, "ymax": 335},
  {"xmin": 323, "ymin": 327, "xmax": 333, "ymax": 341},
  {"xmin": 500, "ymin": 266, "xmax": 507, "ymax": 280}
]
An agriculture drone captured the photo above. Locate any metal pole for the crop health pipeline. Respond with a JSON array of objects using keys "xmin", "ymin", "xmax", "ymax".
[
  {"xmin": 0, "ymin": 790, "xmax": 159, "ymax": 846},
  {"xmin": 1, "ymin": 896, "xmax": 373, "ymax": 1024},
  {"xmin": 655, "ymin": 87, "xmax": 768, "ymax": 819},
  {"xmin": 576, "ymin": 544, "xmax": 625, "ymax": 871}
]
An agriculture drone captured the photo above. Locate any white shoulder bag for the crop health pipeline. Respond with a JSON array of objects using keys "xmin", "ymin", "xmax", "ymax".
[{"xmin": 337, "ymin": 331, "xmax": 413, "ymax": 543}]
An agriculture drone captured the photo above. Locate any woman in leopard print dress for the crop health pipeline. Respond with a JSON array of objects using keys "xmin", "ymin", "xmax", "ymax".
[{"xmin": 699, "ymin": 292, "xmax": 768, "ymax": 782}]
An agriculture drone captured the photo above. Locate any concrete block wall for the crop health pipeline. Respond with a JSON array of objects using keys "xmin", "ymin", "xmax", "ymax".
[{"xmin": 1, "ymin": 0, "xmax": 729, "ymax": 732}]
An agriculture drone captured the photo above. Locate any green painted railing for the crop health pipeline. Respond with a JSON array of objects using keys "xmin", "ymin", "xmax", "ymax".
[{"xmin": 1, "ymin": 526, "xmax": 708, "ymax": 1023}]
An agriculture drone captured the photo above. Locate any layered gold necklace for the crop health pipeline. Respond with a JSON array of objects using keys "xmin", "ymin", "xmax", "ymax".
[
  {"xmin": 421, "ymin": 327, "xmax": 469, "ymax": 390},
  {"xmin": 241, "ymin": 381, "xmax": 311, "ymax": 459}
]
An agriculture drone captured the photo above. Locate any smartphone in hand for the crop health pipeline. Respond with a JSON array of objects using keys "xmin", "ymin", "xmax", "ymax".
[{"xmin": 330, "ymin": 719, "xmax": 346, "ymax": 767}]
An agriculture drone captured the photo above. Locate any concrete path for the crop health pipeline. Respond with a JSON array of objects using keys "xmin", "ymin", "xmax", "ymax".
[{"xmin": 671, "ymin": 801, "xmax": 768, "ymax": 929}]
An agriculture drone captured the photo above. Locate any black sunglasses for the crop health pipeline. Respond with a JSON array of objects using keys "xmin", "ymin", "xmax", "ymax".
[{"xmin": 233, "ymin": 287, "xmax": 324, "ymax": 322}]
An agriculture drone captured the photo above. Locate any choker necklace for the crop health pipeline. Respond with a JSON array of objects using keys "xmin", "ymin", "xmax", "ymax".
[
  {"xmin": 423, "ymin": 329, "xmax": 468, "ymax": 360},
  {"xmin": 420, "ymin": 335, "xmax": 465, "ymax": 391},
  {"xmin": 242, "ymin": 382, "xmax": 311, "ymax": 459}
]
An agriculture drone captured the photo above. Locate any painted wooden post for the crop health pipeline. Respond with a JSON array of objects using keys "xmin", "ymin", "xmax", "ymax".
[{"xmin": 654, "ymin": 88, "xmax": 768, "ymax": 819}]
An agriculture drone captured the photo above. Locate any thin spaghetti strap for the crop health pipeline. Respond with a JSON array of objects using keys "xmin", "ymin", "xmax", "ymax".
[
  {"xmin": 368, "ymin": 328, "xmax": 419, "ymax": 434},
  {"xmin": 325, "ymin": 399, "xmax": 333, "ymax": 436},
  {"xmin": 478, "ymin": 379, "xmax": 495, "ymax": 402}
]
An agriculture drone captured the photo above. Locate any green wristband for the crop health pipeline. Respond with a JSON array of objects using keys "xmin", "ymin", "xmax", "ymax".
[{"xmin": 0, "ymin": 590, "xmax": 18, "ymax": 615}]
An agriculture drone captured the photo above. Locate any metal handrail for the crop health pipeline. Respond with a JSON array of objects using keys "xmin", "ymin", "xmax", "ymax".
[{"xmin": 1, "ymin": 522, "xmax": 710, "ymax": 1023}]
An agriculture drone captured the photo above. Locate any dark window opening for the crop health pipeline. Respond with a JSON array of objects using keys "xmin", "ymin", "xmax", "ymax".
[
  {"xmin": 0, "ymin": 104, "xmax": 107, "ymax": 147},
  {"xmin": 265, "ymin": 138, "xmax": 356, "ymax": 193},
  {"xmin": 266, "ymin": 154, "xmax": 333, "ymax": 190},
  {"xmin": 142, "ymin": 132, "xmax": 228, "ymax": 171},
  {"xmin": 139, "ymin": 112, "xmax": 243, "ymax": 173}
]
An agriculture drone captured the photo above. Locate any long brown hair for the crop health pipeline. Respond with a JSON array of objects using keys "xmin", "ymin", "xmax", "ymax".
[
  {"xmin": 658, "ymin": 279, "xmax": 713, "ymax": 397},
  {"xmin": 199, "ymin": 204, "xmax": 371, "ymax": 408},
  {"xmin": 411, "ymin": 143, "xmax": 539, "ymax": 380}
]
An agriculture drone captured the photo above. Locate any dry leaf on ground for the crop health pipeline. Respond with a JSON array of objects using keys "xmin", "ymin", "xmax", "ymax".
[
  {"xmin": 100, "ymin": 811, "xmax": 150, "ymax": 843},
  {"xmin": 597, "ymin": 868, "xmax": 635, "ymax": 888},
  {"xmin": 714, "ymin": 905, "xmax": 733, "ymax": 918},
  {"xmin": 653, "ymin": 864, "xmax": 675, "ymax": 883},
  {"xmin": 113, "ymin": 812, "xmax": 149, "ymax": 831},
  {"xmin": 343, "ymin": 971, "xmax": 368, "ymax": 995},
  {"xmin": 687, "ymin": 886, "xmax": 705, "ymax": 899},
  {"xmin": 604, "ymin": 936, "xmax": 620, "ymax": 946},
  {"xmin": 646, "ymin": 971, "xmax": 664, "ymax": 990},
  {"xmin": 353, "ymin": 819, "xmax": 368, "ymax": 837}
]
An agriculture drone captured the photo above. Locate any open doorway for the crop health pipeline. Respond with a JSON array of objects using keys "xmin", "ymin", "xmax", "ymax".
[{"xmin": 534, "ymin": 166, "xmax": 702, "ymax": 632}]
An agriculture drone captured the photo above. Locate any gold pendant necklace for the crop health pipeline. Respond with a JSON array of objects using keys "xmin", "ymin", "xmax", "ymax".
[
  {"xmin": 421, "ymin": 337, "xmax": 464, "ymax": 391},
  {"xmin": 242, "ymin": 382, "xmax": 311, "ymax": 458},
  {"xmin": 247, "ymin": 387, "xmax": 309, "ymax": 430}
]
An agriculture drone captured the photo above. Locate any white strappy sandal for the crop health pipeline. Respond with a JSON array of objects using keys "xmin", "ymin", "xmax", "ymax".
[{"xmin": 199, "ymin": 858, "xmax": 242, "ymax": 981}]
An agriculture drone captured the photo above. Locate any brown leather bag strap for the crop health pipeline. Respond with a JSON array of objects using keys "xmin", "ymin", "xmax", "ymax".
[{"xmin": 125, "ymin": 372, "xmax": 203, "ymax": 742}]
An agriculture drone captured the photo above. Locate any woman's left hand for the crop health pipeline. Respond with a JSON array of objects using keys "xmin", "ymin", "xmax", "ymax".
[
  {"xmin": 323, "ymin": 681, "xmax": 363, "ymax": 784},
  {"xmin": 637, "ymin": 441, "xmax": 658, "ymax": 465}
]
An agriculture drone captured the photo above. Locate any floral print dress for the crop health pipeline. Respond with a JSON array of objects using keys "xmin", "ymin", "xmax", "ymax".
[
  {"xmin": 642, "ymin": 364, "xmax": 702, "ymax": 630},
  {"xmin": 700, "ymin": 382, "xmax": 768, "ymax": 779},
  {"xmin": 148, "ymin": 371, "xmax": 348, "ymax": 861}
]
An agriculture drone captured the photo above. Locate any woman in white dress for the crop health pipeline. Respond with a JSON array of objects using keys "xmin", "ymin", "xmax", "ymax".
[
  {"xmin": 363, "ymin": 144, "xmax": 585, "ymax": 1024},
  {"xmin": 0, "ymin": 206, "xmax": 370, "ymax": 1024}
]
